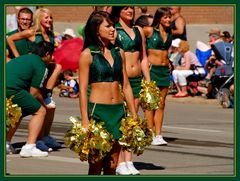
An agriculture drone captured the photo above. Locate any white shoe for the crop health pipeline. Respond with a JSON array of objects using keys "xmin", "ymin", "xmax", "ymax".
[
  {"xmin": 126, "ymin": 161, "xmax": 140, "ymax": 175},
  {"xmin": 20, "ymin": 144, "xmax": 48, "ymax": 157},
  {"xmin": 44, "ymin": 97, "xmax": 56, "ymax": 109},
  {"xmin": 151, "ymin": 135, "xmax": 168, "ymax": 146},
  {"xmin": 116, "ymin": 162, "xmax": 131, "ymax": 175}
]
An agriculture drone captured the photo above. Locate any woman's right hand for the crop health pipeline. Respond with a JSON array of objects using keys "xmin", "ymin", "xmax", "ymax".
[{"xmin": 81, "ymin": 119, "xmax": 89, "ymax": 132}]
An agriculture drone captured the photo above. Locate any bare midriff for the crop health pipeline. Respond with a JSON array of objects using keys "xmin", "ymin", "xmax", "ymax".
[
  {"xmin": 147, "ymin": 49, "xmax": 169, "ymax": 66},
  {"xmin": 124, "ymin": 51, "xmax": 142, "ymax": 78},
  {"xmin": 89, "ymin": 81, "xmax": 124, "ymax": 104}
]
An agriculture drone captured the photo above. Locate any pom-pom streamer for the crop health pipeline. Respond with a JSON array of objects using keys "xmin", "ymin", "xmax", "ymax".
[
  {"xmin": 139, "ymin": 80, "xmax": 161, "ymax": 110},
  {"xmin": 64, "ymin": 116, "xmax": 114, "ymax": 163}
]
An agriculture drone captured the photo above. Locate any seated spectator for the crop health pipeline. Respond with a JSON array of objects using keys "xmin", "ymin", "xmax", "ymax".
[
  {"xmin": 221, "ymin": 31, "xmax": 233, "ymax": 43},
  {"xmin": 59, "ymin": 69, "xmax": 79, "ymax": 98},
  {"xmin": 172, "ymin": 40, "xmax": 204, "ymax": 98},
  {"xmin": 169, "ymin": 38, "xmax": 182, "ymax": 68},
  {"xmin": 62, "ymin": 28, "xmax": 76, "ymax": 40},
  {"xmin": 200, "ymin": 28, "xmax": 224, "ymax": 86}
]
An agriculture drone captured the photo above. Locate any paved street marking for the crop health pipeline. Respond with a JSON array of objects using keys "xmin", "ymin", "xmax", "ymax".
[
  {"xmin": 7, "ymin": 155, "xmax": 88, "ymax": 165},
  {"xmin": 164, "ymin": 126, "xmax": 222, "ymax": 133}
]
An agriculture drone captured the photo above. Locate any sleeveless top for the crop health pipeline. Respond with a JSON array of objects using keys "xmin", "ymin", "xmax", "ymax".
[
  {"xmin": 146, "ymin": 28, "xmax": 173, "ymax": 50},
  {"xmin": 115, "ymin": 22, "xmax": 142, "ymax": 52},
  {"xmin": 27, "ymin": 31, "xmax": 54, "ymax": 52},
  {"xmin": 88, "ymin": 45, "xmax": 123, "ymax": 84},
  {"xmin": 170, "ymin": 17, "xmax": 187, "ymax": 40}
]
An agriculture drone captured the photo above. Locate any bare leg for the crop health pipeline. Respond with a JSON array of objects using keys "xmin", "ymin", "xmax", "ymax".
[
  {"xmin": 103, "ymin": 141, "xmax": 121, "ymax": 175},
  {"xmin": 145, "ymin": 109, "xmax": 154, "ymax": 130},
  {"xmin": 154, "ymin": 87, "xmax": 168, "ymax": 135},
  {"xmin": 88, "ymin": 159, "xmax": 103, "ymax": 175},
  {"xmin": 27, "ymin": 106, "xmax": 46, "ymax": 144},
  {"xmin": 6, "ymin": 119, "xmax": 22, "ymax": 142},
  {"xmin": 38, "ymin": 108, "xmax": 55, "ymax": 139}
]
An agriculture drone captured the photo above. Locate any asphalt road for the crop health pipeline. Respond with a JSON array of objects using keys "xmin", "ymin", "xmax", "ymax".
[{"xmin": 6, "ymin": 93, "xmax": 234, "ymax": 176}]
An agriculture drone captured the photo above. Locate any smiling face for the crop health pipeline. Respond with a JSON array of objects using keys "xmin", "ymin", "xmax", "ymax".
[
  {"xmin": 98, "ymin": 19, "xmax": 115, "ymax": 43},
  {"xmin": 119, "ymin": 6, "xmax": 134, "ymax": 22},
  {"xmin": 18, "ymin": 12, "xmax": 32, "ymax": 31},
  {"xmin": 40, "ymin": 11, "xmax": 53, "ymax": 30},
  {"xmin": 160, "ymin": 14, "xmax": 172, "ymax": 28}
]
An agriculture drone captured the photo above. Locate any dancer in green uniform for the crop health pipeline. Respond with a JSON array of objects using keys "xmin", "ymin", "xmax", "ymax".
[
  {"xmin": 6, "ymin": 41, "xmax": 54, "ymax": 157},
  {"xmin": 145, "ymin": 7, "xmax": 173, "ymax": 146},
  {"xmin": 111, "ymin": 6, "xmax": 151, "ymax": 175},
  {"xmin": 79, "ymin": 11, "xmax": 137, "ymax": 175}
]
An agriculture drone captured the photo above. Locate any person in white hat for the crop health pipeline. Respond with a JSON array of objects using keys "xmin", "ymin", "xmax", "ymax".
[
  {"xmin": 62, "ymin": 28, "xmax": 76, "ymax": 40},
  {"xmin": 169, "ymin": 38, "xmax": 182, "ymax": 67}
]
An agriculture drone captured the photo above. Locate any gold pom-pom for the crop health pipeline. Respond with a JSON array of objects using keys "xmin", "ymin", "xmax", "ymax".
[
  {"xmin": 6, "ymin": 96, "xmax": 22, "ymax": 131},
  {"xmin": 119, "ymin": 115, "xmax": 153, "ymax": 156},
  {"xmin": 139, "ymin": 80, "xmax": 161, "ymax": 110},
  {"xmin": 64, "ymin": 116, "xmax": 114, "ymax": 163}
]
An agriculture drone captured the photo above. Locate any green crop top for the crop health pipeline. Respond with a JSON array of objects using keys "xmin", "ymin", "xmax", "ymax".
[
  {"xmin": 146, "ymin": 28, "xmax": 173, "ymax": 50},
  {"xmin": 88, "ymin": 45, "xmax": 123, "ymax": 84},
  {"xmin": 115, "ymin": 23, "xmax": 142, "ymax": 52},
  {"xmin": 27, "ymin": 31, "xmax": 54, "ymax": 52}
]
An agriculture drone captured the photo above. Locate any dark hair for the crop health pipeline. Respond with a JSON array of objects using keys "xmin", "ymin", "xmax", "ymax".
[
  {"xmin": 30, "ymin": 41, "xmax": 55, "ymax": 57},
  {"xmin": 64, "ymin": 69, "xmax": 73, "ymax": 76},
  {"xmin": 111, "ymin": 6, "xmax": 135, "ymax": 25},
  {"xmin": 152, "ymin": 7, "xmax": 171, "ymax": 28},
  {"xmin": 17, "ymin": 7, "xmax": 33, "ymax": 18},
  {"xmin": 135, "ymin": 14, "xmax": 153, "ymax": 27},
  {"xmin": 83, "ymin": 11, "xmax": 114, "ymax": 50},
  {"xmin": 139, "ymin": 6, "xmax": 148, "ymax": 14},
  {"xmin": 222, "ymin": 31, "xmax": 231, "ymax": 38}
]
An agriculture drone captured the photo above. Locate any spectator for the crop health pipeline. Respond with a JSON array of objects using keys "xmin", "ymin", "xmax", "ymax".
[
  {"xmin": 169, "ymin": 38, "xmax": 182, "ymax": 68},
  {"xmin": 221, "ymin": 31, "xmax": 233, "ymax": 43},
  {"xmin": 172, "ymin": 40, "xmax": 204, "ymax": 97},
  {"xmin": 62, "ymin": 28, "xmax": 76, "ymax": 40},
  {"xmin": 169, "ymin": 6, "xmax": 187, "ymax": 41},
  {"xmin": 93, "ymin": 6, "xmax": 112, "ymax": 13},
  {"xmin": 202, "ymin": 28, "xmax": 224, "ymax": 84},
  {"xmin": 138, "ymin": 6, "xmax": 149, "ymax": 16},
  {"xmin": 59, "ymin": 69, "xmax": 79, "ymax": 98}
]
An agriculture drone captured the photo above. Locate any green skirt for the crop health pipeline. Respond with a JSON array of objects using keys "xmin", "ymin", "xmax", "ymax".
[
  {"xmin": 88, "ymin": 102, "xmax": 125, "ymax": 139},
  {"xmin": 129, "ymin": 75, "xmax": 143, "ymax": 98},
  {"xmin": 150, "ymin": 65, "xmax": 170, "ymax": 87}
]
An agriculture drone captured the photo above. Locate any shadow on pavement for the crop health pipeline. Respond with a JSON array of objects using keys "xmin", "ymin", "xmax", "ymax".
[{"xmin": 133, "ymin": 162, "xmax": 165, "ymax": 170}]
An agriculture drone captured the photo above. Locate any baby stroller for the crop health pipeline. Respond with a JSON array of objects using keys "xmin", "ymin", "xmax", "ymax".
[
  {"xmin": 216, "ymin": 74, "xmax": 234, "ymax": 108},
  {"xmin": 207, "ymin": 41, "xmax": 234, "ymax": 100}
]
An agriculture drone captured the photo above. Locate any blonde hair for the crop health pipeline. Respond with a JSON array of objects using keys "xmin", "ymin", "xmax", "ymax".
[
  {"xmin": 179, "ymin": 40, "xmax": 189, "ymax": 53},
  {"xmin": 33, "ymin": 8, "xmax": 53, "ymax": 33}
]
